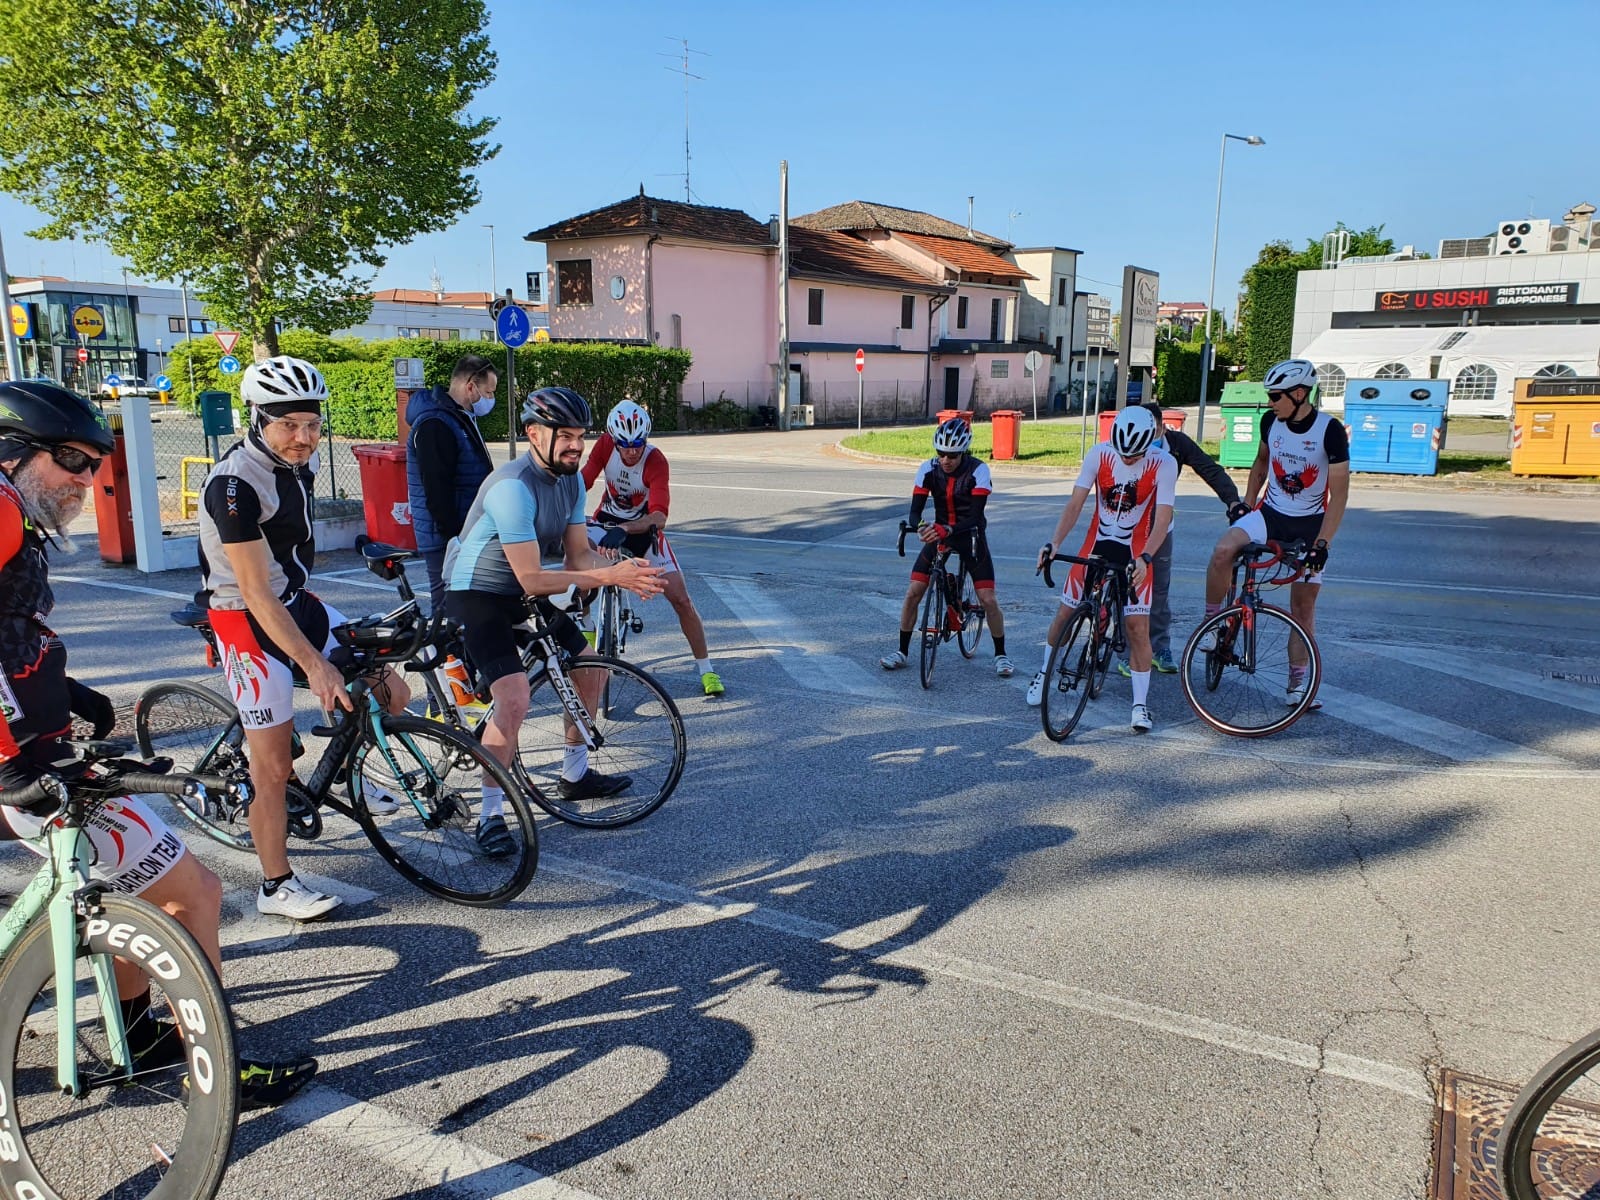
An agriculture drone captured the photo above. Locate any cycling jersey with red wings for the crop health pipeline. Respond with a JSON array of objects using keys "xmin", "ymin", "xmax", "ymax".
[
  {"xmin": 1072, "ymin": 443, "xmax": 1177, "ymax": 552},
  {"xmin": 581, "ymin": 432, "xmax": 671, "ymax": 523},
  {"xmin": 1259, "ymin": 409, "xmax": 1349, "ymax": 517}
]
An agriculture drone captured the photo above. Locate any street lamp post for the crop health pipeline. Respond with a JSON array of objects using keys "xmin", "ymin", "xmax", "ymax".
[
  {"xmin": 1197, "ymin": 133, "xmax": 1264, "ymax": 441},
  {"xmin": 482, "ymin": 224, "xmax": 497, "ymax": 297}
]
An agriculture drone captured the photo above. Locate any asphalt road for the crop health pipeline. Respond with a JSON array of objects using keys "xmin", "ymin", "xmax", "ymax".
[{"xmin": 14, "ymin": 434, "xmax": 1600, "ymax": 1199}]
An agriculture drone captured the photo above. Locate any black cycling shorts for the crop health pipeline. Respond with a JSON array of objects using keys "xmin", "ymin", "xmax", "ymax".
[
  {"xmin": 911, "ymin": 529, "xmax": 996, "ymax": 590},
  {"xmin": 446, "ymin": 590, "xmax": 588, "ymax": 688}
]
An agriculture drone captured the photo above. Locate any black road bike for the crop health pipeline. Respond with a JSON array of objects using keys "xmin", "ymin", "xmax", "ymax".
[
  {"xmin": 1037, "ymin": 552, "xmax": 1129, "ymax": 742},
  {"xmin": 896, "ymin": 522, "xmax": 986, "ymax": 689}
]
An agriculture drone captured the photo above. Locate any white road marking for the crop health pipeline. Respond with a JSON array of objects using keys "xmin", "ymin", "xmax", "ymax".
[
  {"xmin": 282, "ymin": 1083, "xmax": 610, "ymax": 1200},
  {"xmin": 1314, "ymin": 683, "xmax": 1562, "ymax": 765},
  {"xmin": 702, "ymin": 575, "xmax": 890, "ymax": 699},
  {"xmin": 1339, "ymin": 641, "xmax": 1600, "ymax": 720},
  {"xmin": 311, "ymin": 571, "xmax": 401, "ymax": 593},
  {"xmin": 53, "ymin": 575, "xmax": 189, "ymax": 600},
  {"xmin": 541, "ymin": 855, "xmax": 1431, "ymax": 1105},
  {"xmin": 675, "ymin": 481, "xmax": 891, "ymax": 499}
]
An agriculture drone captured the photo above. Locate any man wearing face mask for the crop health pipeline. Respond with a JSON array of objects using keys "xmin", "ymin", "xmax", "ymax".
[{"xmin": 406, "ymin": 353, "xmax": 498, "ymax": 614}]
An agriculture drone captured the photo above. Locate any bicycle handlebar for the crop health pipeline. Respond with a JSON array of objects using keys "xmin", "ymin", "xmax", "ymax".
[
  {"xmin": 1038, "ymin": 552, "xmax": 1131, "ymax": 591},
  {"xmin": 1237, "ymin": 539, "xmax": 1312, "ymax": 585}
]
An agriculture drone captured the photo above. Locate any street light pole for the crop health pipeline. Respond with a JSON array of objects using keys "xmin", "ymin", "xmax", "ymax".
[
  {"xmin": 1197, "ymin": 133, "xmax": 1264, "ymax": 441},
  {"xmin": 482, "ymin": 224, "xmax": 497, "ymax": 297}
]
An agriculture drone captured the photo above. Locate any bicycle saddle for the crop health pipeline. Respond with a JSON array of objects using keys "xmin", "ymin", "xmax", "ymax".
[{"xmin": 169, "ymin": 603, "xmax": 211, "ymax": 629}]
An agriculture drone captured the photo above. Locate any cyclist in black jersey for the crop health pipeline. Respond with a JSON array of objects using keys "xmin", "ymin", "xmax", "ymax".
[
  {"xmin": 198, "ymin": 357, "xmax": 411, "ymax": 921},
  {"xmin": 880, "ymin": 417, "xmax": 1012, "ymax": 677}
]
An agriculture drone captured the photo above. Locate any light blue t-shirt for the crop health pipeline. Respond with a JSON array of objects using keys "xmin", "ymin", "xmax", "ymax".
[{"xmin": 443, "ymin": 456, "xmax": 586, "ymax": 595}]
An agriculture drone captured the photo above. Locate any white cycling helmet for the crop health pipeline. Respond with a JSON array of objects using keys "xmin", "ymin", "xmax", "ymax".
[
  {"xmin": 606, "ymin": 400, "xmax": 652, "ymax": 446},
  {"xmin": 1110, "ymin": 406, "xmax": 1158, "ymax": 457},
  {"xmin": 1262, "ymin": 358, "xmax": 1318, "ymax": 394},
  {"xmin": 933, "ymin": 416, "xmax": 972, "ymax": 455},
  {"xmin": 241, "ymin": 355, "xmax": 327, "ymax": 417}
]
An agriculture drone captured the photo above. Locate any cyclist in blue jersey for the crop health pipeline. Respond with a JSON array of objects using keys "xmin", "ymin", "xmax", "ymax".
[{"xmin": 443, "ymin": 387, "xmax": 664, "ymax": 855}]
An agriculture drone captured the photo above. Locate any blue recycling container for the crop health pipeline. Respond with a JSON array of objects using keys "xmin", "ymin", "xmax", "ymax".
[{"xmin": 1343, "ymin": 380, "xmax": 1448, "ymax": 475}]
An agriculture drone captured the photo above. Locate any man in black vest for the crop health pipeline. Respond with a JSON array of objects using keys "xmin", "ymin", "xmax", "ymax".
[{"xmin": 406, "ymin": 354, "xmax": 498, "ymax": 613}]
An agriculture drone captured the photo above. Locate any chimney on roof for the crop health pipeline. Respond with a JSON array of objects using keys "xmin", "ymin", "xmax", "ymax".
[{"xmin": 768, "ymin": 214, "xmax": 779, "ymax": 243}]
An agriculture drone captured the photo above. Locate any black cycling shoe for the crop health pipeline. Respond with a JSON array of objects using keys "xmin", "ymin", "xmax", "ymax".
[
  {"xmin": 130, "ymin": 1017, "xmax": 187, "ymax": 1073},
  {"xmin": 556, "ymin": 768, "xmax": 632, "ymax": 801},
  {"xmin": 239, "ymin": 1057, "xmax": 318, "ymax": 1109}
]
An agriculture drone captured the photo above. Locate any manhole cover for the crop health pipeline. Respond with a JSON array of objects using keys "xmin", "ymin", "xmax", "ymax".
[{"xmin": 1434, "ymin": 1066, "xmax": 1600, "ymax": 1199}]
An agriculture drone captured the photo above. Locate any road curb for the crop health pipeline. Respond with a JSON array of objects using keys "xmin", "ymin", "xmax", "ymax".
[{"xmin": 825, "ymin": 442, "xmax": 1600, "ymax": 495}]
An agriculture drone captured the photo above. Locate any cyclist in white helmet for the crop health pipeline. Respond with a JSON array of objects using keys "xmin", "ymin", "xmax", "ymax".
[
  {"xmin": 1200, "ymin": 358, "xmax": 1349, "ymax": 708},
  {"xmin": 581, "ymin": 400, "xmax": 724, "ymax": 696},
  {"xmin": 881, "ymin": 416, "xmax": 1013, "ymax": 678},
  {"xmin": 197, "ymin": 356, "xmax": 412, "ymax": 920},
  {"xmin": 1029, "ymin": 406, "xmax": 1176, "ymax": 732}
]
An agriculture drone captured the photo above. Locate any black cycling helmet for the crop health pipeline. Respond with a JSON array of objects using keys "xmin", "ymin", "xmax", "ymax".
[
  {"xmin": 521, "ymin": 386, "xmax": 593, "ymax": 431},
  {"xmin": 0, "ymin": 380, "xmax": 116, "ymax": 461}
]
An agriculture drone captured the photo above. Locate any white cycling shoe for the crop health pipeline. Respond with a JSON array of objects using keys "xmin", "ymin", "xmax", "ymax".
[
  {"xmin": 257, "ymin": 875, "xmax": 342, "ymax": 921},
  {"xmin": 880, "ymin": 650, "xmax": 908, "ymax": 670},
  {"xmin": 1026, "ymin": 670, "xmax": 1046, "ymax": 706},
  {"xmin": 994, "ymin": 655, "xmax": 1015, "ymax": 678},
  {"xmin": 1131, "ymin": 703, "xmax": 1154, "ymax": 733}
]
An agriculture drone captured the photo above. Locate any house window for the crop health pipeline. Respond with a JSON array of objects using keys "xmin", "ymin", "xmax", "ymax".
[
  {"xmin": 1316, "ymin": 364, "xmax": 1346, "ymax": 403},
  {"xmin": 167, "ymin": 317, "xmax": 184, "ymax": 333},
  {"xmin": 1054, "ymin": 335, "xmax": 1063, "ymax": 364},
  {"xmin": 478, "ymin": 329, "xmax": 497, "ymax": 341},
  {"xmin": 1057, "ymin": 279, "xmax": 1067, "ymax": 307},
  {"xmin": 1374, "ymin": 362, "xmax": 1411, "ymax": 380},
  {"xmin": 991, "ymin": 360, "xmax": 1009, "ymax": 379},
  {"xmin": 398, "ymin": 327, "xmax": 458, "ymax": 341},
  {"xmin": 901, "ymin": 295, "xmax": 915, "ymax": 330},
  {"xmin": 990, "ymin": 298, "xmax": 1003, "ymax": 341},
  {"xmin": 1534, "ymin": 363, "xmax": 1577, "ymax": 380},
  {"xmin": 555, "ymin": 259, "xmax": 593, "ymax": 306},
  {"xmin": 189, "ymin": 318, "xmax": 216, "ymax": 334},
  {"xmin": 807, "ymin": 288, "xmax": 823, "ymax": 326},
  {"xmin": 956, "ymin": 296, "xmax": 968, "ymax": 329},
  {"xmin": 1452, "ymin": 364, "xmax": 1496, "ymax": 407}
]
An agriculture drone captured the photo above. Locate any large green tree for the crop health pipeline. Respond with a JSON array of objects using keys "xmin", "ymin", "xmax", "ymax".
[
  {"xmin": 1235, "ymin": 223, "xmax": 1397, "ymax": 376},
  {"xmin": 0, "ymin": 1, "xmax": 498, "ymax": 359}
]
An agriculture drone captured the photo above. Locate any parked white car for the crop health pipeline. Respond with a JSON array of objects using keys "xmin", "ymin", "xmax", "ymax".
[{"xmin": 98, "ymin": 376, "xmax": 157, "ymax": 397}]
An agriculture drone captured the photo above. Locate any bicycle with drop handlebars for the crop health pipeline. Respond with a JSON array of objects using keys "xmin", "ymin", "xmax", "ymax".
[{"xmin": 896, "ymin": 521, "xmax": 987, "ymax": 689}]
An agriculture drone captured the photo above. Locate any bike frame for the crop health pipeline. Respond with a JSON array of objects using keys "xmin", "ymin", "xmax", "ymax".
[{"xmin": 1220, "ymin": 543, "xmax": 1309, "ymax": 675}]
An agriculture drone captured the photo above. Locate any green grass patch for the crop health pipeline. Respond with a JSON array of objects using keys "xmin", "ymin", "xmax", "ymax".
[
  {"xmin": 1444, "ymin": 417, "xmax": 1508, "ymax": 437},
  {"xmin": 842, "ymin": 420, "xmax": 1221, "ymax": 470}
]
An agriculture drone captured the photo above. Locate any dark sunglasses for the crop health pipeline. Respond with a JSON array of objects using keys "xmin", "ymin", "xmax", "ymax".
[
  {"xmin": 36, "ymin": 442, "xmax": 104, "ymax": 476},
  {"xmin": 1267, "ymin": 390, "xmax": 1296, "ymax": 403}
]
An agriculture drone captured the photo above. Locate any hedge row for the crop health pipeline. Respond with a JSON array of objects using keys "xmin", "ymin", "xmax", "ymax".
[
  {"xmin": 1243, "ymin": 266, "xmax": 1297, "ymax": 381},
  {"xmin": 164, "ymin": 335, "xmax": 694, "ymax": 442}
]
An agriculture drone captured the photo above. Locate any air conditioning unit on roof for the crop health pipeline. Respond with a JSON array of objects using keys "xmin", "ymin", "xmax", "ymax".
[
  {"xmin": 1439, "ymin": 237, "xmax": 1494, "ymax": 259},
  {"xmin": 1588, "ymin": 218, "xmax": 1600, "ymax": 249},
  {"xmin": 1495, "ymin": 218, "xmax": 1550, "ymax": 255},
  {"xmin": 1549, "ymin": 226, "xmax": 1576, "ymax": 252}
]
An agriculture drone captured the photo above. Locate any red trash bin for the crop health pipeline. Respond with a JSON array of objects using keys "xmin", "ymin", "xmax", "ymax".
[
  {"xmin": 1098, "ymin": 410, "xmax": 1116, "ymax": 443},
  {"xmin": 351, "ymin": 443, "xmax": 416, "ymax": 550},
  {"xmin": 936, "ymin": 409, "xmax": 975, "ymax": 429},
  {"xmin": 991, "ymin": 410, "xmax": 1022, "ymax": 461},
  {"xmin": 1160, "ymin": 408, "xmax": 1187, "ymax": 433}
]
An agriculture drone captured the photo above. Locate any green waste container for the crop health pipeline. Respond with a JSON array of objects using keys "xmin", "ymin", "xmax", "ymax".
[{"xmin": 1217, "ymin": 383, "xmax": 1270, "ymax": 468}]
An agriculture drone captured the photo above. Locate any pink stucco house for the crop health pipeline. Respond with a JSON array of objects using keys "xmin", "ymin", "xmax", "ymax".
[{"xmin": 524, "ymin": 193, "xmax": 1042, "ymax": 424}]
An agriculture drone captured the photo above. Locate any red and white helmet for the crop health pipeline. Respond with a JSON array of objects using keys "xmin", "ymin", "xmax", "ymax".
[{"xmin": 606, "ymin": 400, "xmax": 652, "ymax": 447}]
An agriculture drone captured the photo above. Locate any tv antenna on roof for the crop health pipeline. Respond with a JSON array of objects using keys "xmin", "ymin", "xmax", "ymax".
[{"xmin": 660, "ymin": 37, "xmax": 708, "ymax": 203}]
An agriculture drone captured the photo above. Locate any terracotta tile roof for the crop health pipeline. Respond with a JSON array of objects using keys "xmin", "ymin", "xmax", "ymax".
[
  {"xmin": 372, "ymin": 288, "xmax": 494, "ymax": 306},
  {"xmin": 894, "ymin": 232, "xmax": 1033, "ymax": 281},
  {"xmin": 526, "ymin": 192, "xmax": 772, "ymax": 247},
  {"xmin": 793, "ymin": 200, "xmax": 1010, "ymax": 250},
  {"xmin": 788, "ymin": 228, "xmax": 946, "ymax": 292}
]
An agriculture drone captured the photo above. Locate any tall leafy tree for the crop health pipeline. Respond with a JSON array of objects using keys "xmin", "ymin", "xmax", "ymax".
[{"xmin": 0, "ymin": 1, "xmax": 498, "ymax": 359}]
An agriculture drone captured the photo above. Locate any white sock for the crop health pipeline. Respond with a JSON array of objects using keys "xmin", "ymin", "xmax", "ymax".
[
  {"xmin": 1132, "ymin": 670, "xmax": 1151, "ymax": 706},
  {"xmin": 1039, "ymin": 645, "xmax": 1053, "ymax": 672},
  {"xmin": 562, "ymin": 744, "xmax": 588, "ymax": 782},
  {"xmin": 694, "ymin": 658, "xmax": 713, "ymax": 674},
  {"xmin": 481, "ymin": 784, "xmax": 504, "ymax": 821}
]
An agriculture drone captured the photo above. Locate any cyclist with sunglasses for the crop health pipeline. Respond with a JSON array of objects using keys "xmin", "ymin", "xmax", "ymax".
[
  {"xmin": 0, "ymin": 380, "xmax": 316, "ymax": 1107},
  {"xmin": 880, "ymin": 417, "xmax": 1013, "ymax": 678},
  {"xmin": 197, "ymin": 356, "xmax": 412, "ymax": 920},
  {"xmin": 580, "ymin": 400, "xmax": 724, "ymax": 696},
  {"xmin": 1200, "ymin": 359, "xmax": 1350, "ymax": 708}
]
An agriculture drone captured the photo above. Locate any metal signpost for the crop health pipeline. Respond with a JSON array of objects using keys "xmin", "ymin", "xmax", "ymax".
[
  {"xmin": 855, "ymin": 348, "xmax": 865, "ymax": 431},
  {"xmin": 495, "ymin": 292, "xmax": 530, "ymax": 461},
  {"xmin": 1024, "ymin": 349, "xmax": 1043, "ymax": 420}
]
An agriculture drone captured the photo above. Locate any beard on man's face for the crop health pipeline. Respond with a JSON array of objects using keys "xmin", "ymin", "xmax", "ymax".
[{"xmin": 11, "ymin": 455, "xmax": 87, "ymax": 547}]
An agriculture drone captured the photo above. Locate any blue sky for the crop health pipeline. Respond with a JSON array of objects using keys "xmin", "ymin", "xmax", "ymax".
[{"xmin": 2, "ymin": 0, "xmax": 1588, "ymax": 315}]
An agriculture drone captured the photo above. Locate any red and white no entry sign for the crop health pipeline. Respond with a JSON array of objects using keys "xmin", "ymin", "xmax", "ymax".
[
  {"xmin": 855, "ymin": 349, "xmax": 865, "ymax": 373},
  {"xmin": 76, "ymin": 347, "xmax": 89, "ymax": 363}
]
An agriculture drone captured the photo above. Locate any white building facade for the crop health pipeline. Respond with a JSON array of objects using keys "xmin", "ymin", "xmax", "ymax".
[{"xmin": 1292, "ymin": 213, "xmax": 1600, "ymax": 415}]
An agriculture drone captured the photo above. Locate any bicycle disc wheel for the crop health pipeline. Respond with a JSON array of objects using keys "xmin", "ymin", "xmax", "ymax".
[
  {"xmin": 133, "ymin": 681, "xmax": 254, "ymax": 851},
  {"xmin": 917, "ymin": 578, "xmax": 942, "ymax": 689},
  {"xmin": 516, "ymin": 655, "xmax": 685, "ymax": 828},
  {"xmin": 1041, "ymin": 610, "xmax": 1095, "ymax": 742},
  {"xmin": 956, "ymin": 569, "xmax": 985, "ymax": 659},
  {"xmin": 1180, "ymin": 605, "xmax": 1320, "ymax": 737},
  {"xmin": 1500, "ymin": 1026, "xmax": 1600, "ymax": 1200},
  {"xmin": 350, "ymin": 714, "xmax": 537, "ymax": 905},
  {"xmin": 0, "ymin": 894, "xmax": 239, "ymax": 1200}
]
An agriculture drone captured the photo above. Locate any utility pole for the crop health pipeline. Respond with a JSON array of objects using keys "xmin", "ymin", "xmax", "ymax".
[
  {"xmin": 0, "ymin": 225, "xmax": 20, "ymax": 381},
  {"xmin": 777, "ymin": 160, "xmax": 791, "ymax": 432}
]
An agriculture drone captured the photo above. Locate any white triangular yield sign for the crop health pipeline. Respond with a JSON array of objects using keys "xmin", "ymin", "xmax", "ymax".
[{"xmin": 213, "ymin": 330, "xmax": 241, "ymax": 355}]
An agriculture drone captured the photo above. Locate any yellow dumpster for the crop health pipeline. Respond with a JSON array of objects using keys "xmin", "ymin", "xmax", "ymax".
[{"xmin": 1510, "ymin": 377, "xmax": 1600, "ymax": 477}]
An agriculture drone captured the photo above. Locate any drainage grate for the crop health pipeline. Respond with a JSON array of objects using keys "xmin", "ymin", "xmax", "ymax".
[{"xmin": 1434, "ymin": 1066, "xmax": 1600, "ymax": 1199}]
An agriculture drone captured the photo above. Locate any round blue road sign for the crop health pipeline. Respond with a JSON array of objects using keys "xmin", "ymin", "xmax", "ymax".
[
  {"xmin": 218, "ymin": 355, "xmax": 241, "ymax": 374},
  {"xmin": 104, "ymin": 373, "xmax": 123, "ymax": 388},
  {"xmin": 496, "ymin": 304, "xmax": 530, "ymax": 348},
  {"xmin": 154, "ymin": 374, "xmax": 173, "ymax": 391}
]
